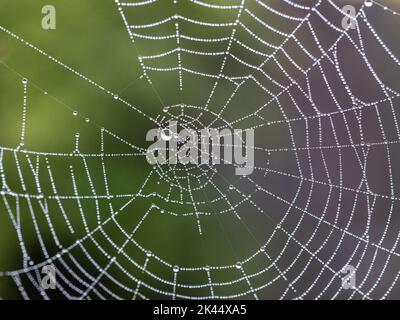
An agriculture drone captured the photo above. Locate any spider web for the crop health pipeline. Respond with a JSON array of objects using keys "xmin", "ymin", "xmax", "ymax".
[{"xmin": 0, "ymin": 0, "xmax": 400, "ymax": 299}]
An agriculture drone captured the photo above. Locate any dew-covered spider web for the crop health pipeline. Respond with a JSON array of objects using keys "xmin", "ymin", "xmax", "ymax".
[{"xmin": 0, "ymin": 0, "xmax": 400, "ymax": 299}]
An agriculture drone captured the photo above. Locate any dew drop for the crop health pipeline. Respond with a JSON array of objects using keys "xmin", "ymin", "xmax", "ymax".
[
  {"xmin": 365, "ymin": 0, "xmax": 373, "ymax": 7},
  {"xmin": 161, "ymin": 128, "xmax": 172, "ymax": 141}
]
